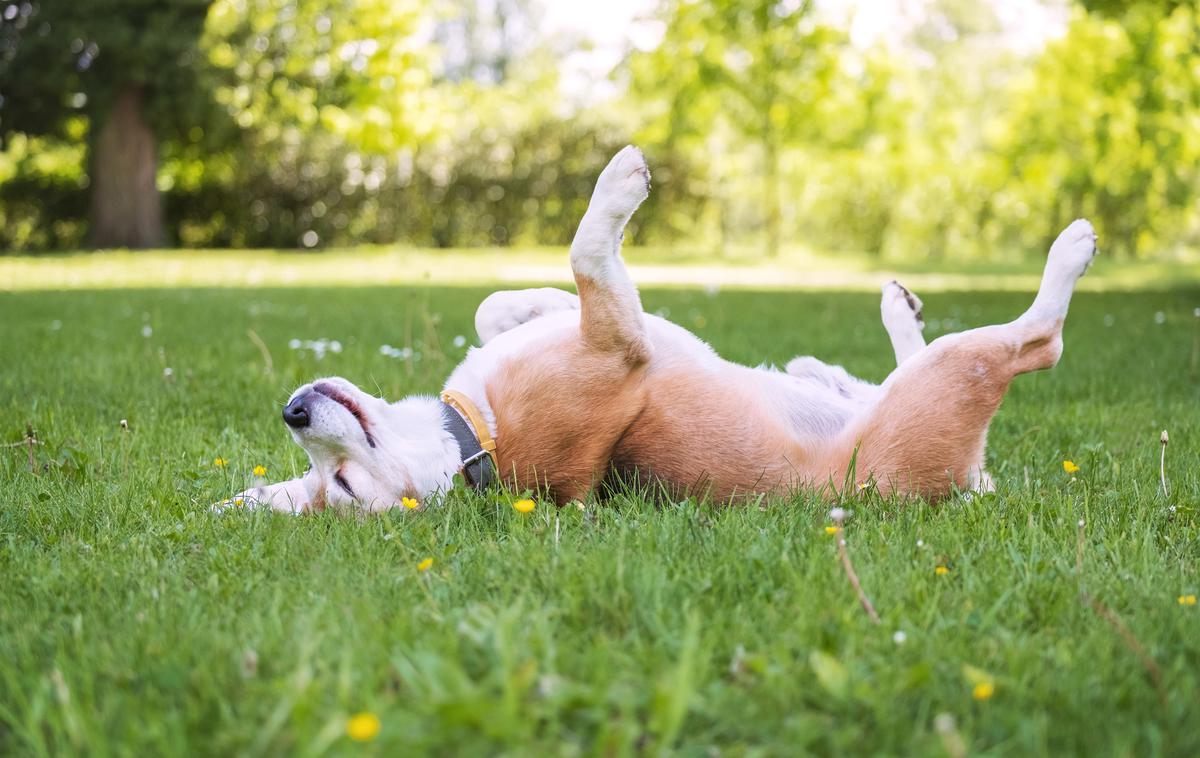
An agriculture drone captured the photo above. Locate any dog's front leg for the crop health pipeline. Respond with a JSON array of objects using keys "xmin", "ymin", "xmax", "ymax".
[
  {"xmin": 474, "ymin": 287, "xmax": 580, "ymax": 344},
  {"xmin": 570, "ymin": 146, "xmax": 653, "ymax": 362},
  {"xmin": 214, "ymin": 471, "xmax": 319, "ymax": 515}
]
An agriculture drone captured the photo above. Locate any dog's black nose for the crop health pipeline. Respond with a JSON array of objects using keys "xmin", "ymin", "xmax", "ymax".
[{"xmin": 282, "ymin": 395, "xmax": 310, "ymax": 429}]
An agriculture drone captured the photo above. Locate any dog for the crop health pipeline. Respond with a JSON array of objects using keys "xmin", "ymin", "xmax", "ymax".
[{"xmin": 221, "ymin": 146, "xmax": 1096, "ymax": 513}]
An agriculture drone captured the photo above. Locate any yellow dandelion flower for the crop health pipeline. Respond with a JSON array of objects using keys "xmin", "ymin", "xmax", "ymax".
[
  {"xmin": 346, "ymin": 712, "xmax": 380, "ymax": 741},
  {"xmin": 824, "ymin": 526, "xmax": 839, "ymax": 535},
  {"xmin": 234, "ymin": 498, "xmax": 244, "ymax": 507},
  {"xmin": 972, "ymin": 682, "xmax": 995, "ymax": 701},
  {"xmin": 1062, "ymin": 460, "xmax": 1080, "ymax": 474},
  {"xmin": 213, "ymin": 457, "xmax": 228, "ymax": 467},
  {"xmin": 401, "ymin": 496, "xmax": 419, "ymax": 510},
  {"xmin": 253, "ymin": 465, "xmax": 267, "ymax": 477},
  {"xmin": 417, "ymin": 557, "xmax": 433, "ymax": 572},
  {"xmin": 935, "ymin": 566, "xmax": 950, "ymax": 576},
  {"xmin": 513, "ymin": 498, "xmax": 536, "ymax": 514},
  {"xmin": 1179, "ymin": 594, "xmax": 1197, "ymax": 606}
]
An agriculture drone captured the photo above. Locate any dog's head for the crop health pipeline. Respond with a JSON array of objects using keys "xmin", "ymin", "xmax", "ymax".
[{"xmin": 281, "ymin": 377, "xmax": 442, "ymax": 511}]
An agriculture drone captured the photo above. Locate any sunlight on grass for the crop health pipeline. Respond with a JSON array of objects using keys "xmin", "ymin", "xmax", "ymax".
[{"xmin": 3, "ymin": 247, "xmax": 1199, "ymax": 292}]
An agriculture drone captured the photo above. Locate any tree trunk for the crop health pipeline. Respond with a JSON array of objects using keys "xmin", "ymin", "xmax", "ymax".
[{"xmin": 89, "ymin": 85, "xmax": 165, "ymax": 249}]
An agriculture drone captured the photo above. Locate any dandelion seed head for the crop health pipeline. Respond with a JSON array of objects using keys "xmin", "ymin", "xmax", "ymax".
[{"xmin": 828, "ymin": 507, "xmax": 848, "ymax": 523}]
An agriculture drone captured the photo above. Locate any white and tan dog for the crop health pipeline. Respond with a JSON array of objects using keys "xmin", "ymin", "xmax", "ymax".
[{"xmin": 224, "ymin": 146, "xmax": 1096, "ymax": 513}]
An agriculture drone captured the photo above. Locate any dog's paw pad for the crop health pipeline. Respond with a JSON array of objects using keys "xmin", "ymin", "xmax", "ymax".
[{"xmin": 881, "ymin": 280, "xmax": 924, "ymax": 329}]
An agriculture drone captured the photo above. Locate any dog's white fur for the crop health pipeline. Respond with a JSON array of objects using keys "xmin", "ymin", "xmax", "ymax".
[{"xmin": 221, "ymin": 147, "xmax": 1095, "ymax": 514}]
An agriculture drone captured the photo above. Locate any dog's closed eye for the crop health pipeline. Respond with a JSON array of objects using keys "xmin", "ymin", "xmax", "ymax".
[{"xmin": 333, "ymin": 470, "xmax": 356, "ymax": 499}]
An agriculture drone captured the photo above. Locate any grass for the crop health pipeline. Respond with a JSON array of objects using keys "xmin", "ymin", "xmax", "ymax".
[
  {"xmin": 3, "ymin": 245, "xmax": 1200, "ymax": 292},
  {"xmin": 1, "ymin": 280, "xmax": 1199, "ymax": 755}
]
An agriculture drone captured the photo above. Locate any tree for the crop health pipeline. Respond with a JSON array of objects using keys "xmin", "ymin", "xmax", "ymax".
[
  {"xmin": 0, "ymin": 1, "xmax": 212, "ymax": 248},
  {"xmin": 629, "ymin": 0, "xmax": 846, "ymax": 257},
  {"xmin": 993, "ymin": 2, "xmax": 1200, "ymax": 257}
]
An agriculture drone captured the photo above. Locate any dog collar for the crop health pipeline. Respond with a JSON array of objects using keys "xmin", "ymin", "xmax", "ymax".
[{"xmin": 440, "ymin": 390, "xmax": 498, "ymax": 489}]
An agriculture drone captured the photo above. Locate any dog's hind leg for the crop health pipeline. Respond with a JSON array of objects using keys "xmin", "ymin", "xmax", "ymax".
[
  {"xmin": 474, "ymin": 287, "xmax": 580, "ymax": 344},
  {"xmin": 833, "ymin": 219, "xmax": 1097, "ymax": 499},
  {"xmin": 569, "ymin": 145, "xmax": 652, "ymax": 362},
  {"xmin": 881, "ymin": 281, "xmax": 998, "ymax": 492},
  {"xmin": 784, "ymin": 280, "xmax": 926, "ymax": 402},
  {"xmin": 881, "ymin": 280, "xmax": 926, "ymax": 365}
]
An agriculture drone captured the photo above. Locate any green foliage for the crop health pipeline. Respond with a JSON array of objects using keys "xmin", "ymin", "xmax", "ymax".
[
  {"xmin": 1, "ymin": 283, "xmax": 1198, "ymax": 752},
  {"xmin": 994, "ymin": 5, "xmax": 1200, "ymax": 257},
  {"xmin": 1, "ymin": 0, "xmax": 1199, "ymax": 257},
  {"xmin": 0, "ymin": 0, "xmax": 212, "ymax": 138}
]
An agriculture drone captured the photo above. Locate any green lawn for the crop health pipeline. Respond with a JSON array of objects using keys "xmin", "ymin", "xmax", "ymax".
[{"xmin": 1, "ymin": 282, "xmax": 1198, "ymax": 755}]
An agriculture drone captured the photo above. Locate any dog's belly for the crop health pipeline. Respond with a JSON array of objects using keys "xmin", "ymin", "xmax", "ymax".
[
  {"xmin": 464, "ymin": 311, "xmax": 855, "ymax": 502},
  {"xmin": 609, "ymin": 364, "xmax": 850, "ymax": 500}
]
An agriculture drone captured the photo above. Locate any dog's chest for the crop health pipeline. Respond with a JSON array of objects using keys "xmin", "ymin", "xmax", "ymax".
[{"xmin": 443, "ymin": 312, "xmax": 581, "ymax": 440}]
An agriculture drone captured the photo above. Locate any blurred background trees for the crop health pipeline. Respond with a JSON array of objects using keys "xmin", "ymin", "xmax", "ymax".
[{"xmin": 0, "ymin": 0, "xmax": 1197, "ymax": 259}]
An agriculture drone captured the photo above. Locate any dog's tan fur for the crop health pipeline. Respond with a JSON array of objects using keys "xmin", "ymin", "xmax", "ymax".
[{"xmin": 222, "ymin": 146, "xmax": 1096, "ymax": 514}]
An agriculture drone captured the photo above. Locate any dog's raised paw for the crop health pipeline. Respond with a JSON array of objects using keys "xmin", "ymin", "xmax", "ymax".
[
  {"xmin": 590, "ymin": 145, "xmax": 651, "ymax": 221},
  {"xmin": 1047, "ymin": 218, "xmax": 1098, "ymax": 278},
  {"xmin": 881, "ymin": 280, "xmax": 924, "ymax": 330}
]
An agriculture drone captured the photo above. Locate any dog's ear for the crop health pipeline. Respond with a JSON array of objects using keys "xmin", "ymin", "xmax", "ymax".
[{"xmin": 213, "ymin": 470, "xmax": 320, "ymax": 515}]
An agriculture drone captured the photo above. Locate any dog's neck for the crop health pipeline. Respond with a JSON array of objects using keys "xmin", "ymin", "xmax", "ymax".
[{"xmin": 390, "ymin": 396, "xmax": 467, "ymax": 499}]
